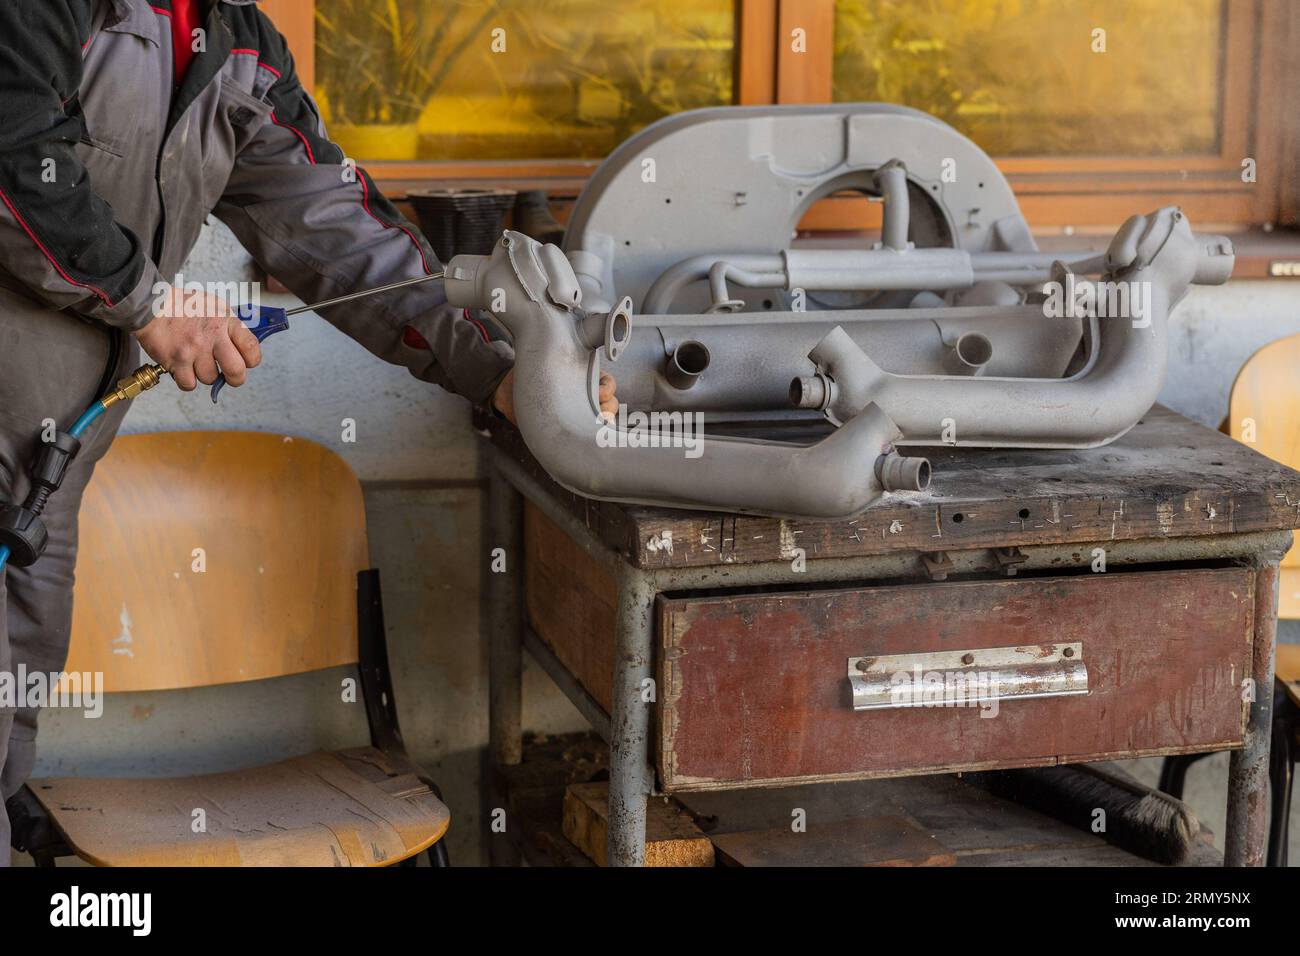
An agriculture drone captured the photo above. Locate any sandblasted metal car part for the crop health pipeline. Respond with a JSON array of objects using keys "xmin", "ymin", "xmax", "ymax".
[{"xmin": 443, "ymin": 105, "xmax": 1233, "ymax": 517}]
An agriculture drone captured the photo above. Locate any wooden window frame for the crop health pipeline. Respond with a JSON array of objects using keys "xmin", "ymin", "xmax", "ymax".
[{"xmin": 267, "ymin": 0, "xmax": 1294, "ymax": 232}]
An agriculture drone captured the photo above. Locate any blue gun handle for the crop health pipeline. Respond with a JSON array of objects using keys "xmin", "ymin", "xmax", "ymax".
[{"xmin": 211, "ymin": 304, "xmax": 290, "ymax": 403}]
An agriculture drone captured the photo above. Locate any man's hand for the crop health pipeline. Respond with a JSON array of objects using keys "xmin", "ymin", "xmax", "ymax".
[
  {"xmin": 595, "ymin": 371, "xmax": 619, "ymax": 421},
  {"xmin": 491, "ymin": 368, "xmax": 619, "ymax": 425},
  {"xmin": 134, "ymin": 285, "xmax": 262, "ymax": 392}
]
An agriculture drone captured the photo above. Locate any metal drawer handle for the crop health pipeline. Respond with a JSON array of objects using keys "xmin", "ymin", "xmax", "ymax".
[{"xmin": 847, "ymin": 642, "xmax": 1088, "ymax": 711}]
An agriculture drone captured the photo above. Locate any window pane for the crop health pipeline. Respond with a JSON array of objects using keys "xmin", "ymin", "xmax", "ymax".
[
  {"xmin": 315, "ymin": 0, "xmax": 737, "ymax": 161},
  {"xmin": 832, "ymin": 0, "xmax": 1223, "ymax": 157}
]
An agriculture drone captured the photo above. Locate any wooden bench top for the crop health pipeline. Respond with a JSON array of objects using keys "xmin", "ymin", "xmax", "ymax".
[{"xmin": 479, "ymin": 405, "xmax": 1300, "ymax": 570}]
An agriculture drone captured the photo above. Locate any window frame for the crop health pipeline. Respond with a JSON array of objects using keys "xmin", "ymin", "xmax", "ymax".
[{"xmin": 267, "ymin": 0, "xmax": 1294, "ymax": 231}]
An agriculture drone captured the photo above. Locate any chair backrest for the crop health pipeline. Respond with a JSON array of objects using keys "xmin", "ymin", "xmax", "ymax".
[
  {"xmin": 1229, "ymin": 333, "xmax": 1300, "ymax": 617},
  {"xmin": 65, "ymin": 432, "xmax": 369, "ymax": 692}
]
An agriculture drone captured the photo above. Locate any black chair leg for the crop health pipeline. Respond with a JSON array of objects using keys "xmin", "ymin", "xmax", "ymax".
[
  {"xmin": 7, "ymin": 786, "xmax": 69, "ymax": 866},
  {"xmin": 359, "ymin": 570, "xmax": 454, "ymax": 869},
  {"xmin": 1158, "ymin": 751, "xmax": 1213, "ymax": 799},
  {"xmin": 1267, "ymin": 720, "xmax": 1294, "ymax": 867}
]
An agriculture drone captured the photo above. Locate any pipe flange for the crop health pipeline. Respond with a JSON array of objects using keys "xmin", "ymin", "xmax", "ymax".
[{"xmin": 604, "ymin": 296, "xmax": 633, "ymax": 361}]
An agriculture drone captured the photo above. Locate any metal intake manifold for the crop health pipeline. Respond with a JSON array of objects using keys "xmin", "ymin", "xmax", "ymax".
[
  {"xmin": 441, "ymin": 105, "xmax": 1234, "ymax": 518},
  {"xmin": 445, "ymin": 232, "xmax": 926, "ymax": 518}
]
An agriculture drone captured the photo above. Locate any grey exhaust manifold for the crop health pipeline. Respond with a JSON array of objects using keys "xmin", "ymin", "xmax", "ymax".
[
  {"xmin": 792, "ymin": 208, "xmax": 1234, "ymax": 447},
  {"xmin": 440, "ymin": 105, "xmax": 1233, "ymax": 518},
  {"xmin": 445, "ymin": 232, "xmax": 927, "ymax": 518}
]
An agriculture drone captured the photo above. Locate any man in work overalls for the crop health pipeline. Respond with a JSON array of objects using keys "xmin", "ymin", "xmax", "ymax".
[{"xmin": 0, "ymin": 0, "xmax": 616, "ymax": 862}]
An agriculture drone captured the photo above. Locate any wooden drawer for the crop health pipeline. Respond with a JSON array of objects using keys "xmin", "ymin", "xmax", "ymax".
[{"xmin": 656, "ymin": 568, "xmax": 1254, "ymax": 791}]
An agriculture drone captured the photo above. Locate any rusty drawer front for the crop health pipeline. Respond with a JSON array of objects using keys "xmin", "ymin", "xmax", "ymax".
[{"xmin": 657, "ymin": 568, "xmax": 1254, "ymax": 791}]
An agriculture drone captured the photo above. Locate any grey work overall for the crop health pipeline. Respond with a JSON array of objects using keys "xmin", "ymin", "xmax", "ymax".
[{"xmin": 0, "ymin": 0, "xmax": 512, "ymax": 859}]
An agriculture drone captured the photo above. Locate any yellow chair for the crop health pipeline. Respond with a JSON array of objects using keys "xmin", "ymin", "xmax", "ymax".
[
  {"xmin": 1229, "ymin": 333, "xmax": 1300, "ymax": 618},
  {"xmin": 1161, "ymin": 336, "xmax": 1300, "ymax": 865},
  {"xmin": 15, "ymin": 432, "xmax": 450, "ymax": 866},
  {"xmin": 1267, "ymin": 644, "xmax": 1299, "ymax": 866}
]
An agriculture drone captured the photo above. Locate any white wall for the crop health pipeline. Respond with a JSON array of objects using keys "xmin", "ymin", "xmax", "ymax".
[{"xmin": 1160, "ymin": 280, "xmax": 1300, "ymax": 429}]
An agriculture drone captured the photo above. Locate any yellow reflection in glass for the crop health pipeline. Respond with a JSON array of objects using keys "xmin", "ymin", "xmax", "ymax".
[
  {"xmin": 832, "ymin": 0, "xmax": 1223, "ymax": 157},
  {"xmin": 315, "ymin": 0, "xmax": 737, "ymax": 161}
]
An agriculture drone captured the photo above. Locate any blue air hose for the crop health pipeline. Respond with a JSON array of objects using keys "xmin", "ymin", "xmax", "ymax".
[
  {"xmin": 68, "ymin": 401, "xmax": 109, "ymax": 439},
  {"xmin": 0, "ymin": 366, "xmax": 163, "ymax": 574}
]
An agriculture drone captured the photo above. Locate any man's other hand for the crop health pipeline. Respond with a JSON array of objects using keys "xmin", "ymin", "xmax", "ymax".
[
  {"xmin": 491, "ymin": 368, "xmax": 619, "ymax": 425},
  {"xmin": 134, "ymin": 285, "xmax": 262, "ymax": 392}
]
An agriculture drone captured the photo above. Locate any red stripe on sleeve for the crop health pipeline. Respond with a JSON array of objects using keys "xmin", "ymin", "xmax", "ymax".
[{"xmin": 0, "ymin": 186, "xmax": 116, "ymax": 307}]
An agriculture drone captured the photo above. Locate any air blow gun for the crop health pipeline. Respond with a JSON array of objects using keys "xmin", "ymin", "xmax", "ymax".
[{"xmin": 0, "ymin": 271, "xmax": 445, "ymax": 572}]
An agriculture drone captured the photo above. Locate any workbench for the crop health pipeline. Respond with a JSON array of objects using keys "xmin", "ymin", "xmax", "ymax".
[{"xmin": 479, "ymin": 405, "xmax": 1300, "ymax": 866}]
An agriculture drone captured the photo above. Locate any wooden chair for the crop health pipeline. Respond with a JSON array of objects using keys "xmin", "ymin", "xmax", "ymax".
[
  {"xmin": 10, "ymin": 432, "xmax": 450, "ymax": 867},
  {"xmin": 1270, "ymin": 644, "xmax": 1299, "ymax": 866},
  {"xmin": 1228, "ymin": 333, "xmax": 1300, "ymax": 618},
  {"xmin": 1160, "ymin": 334, "xmax": 1300, "ymax": 864}
]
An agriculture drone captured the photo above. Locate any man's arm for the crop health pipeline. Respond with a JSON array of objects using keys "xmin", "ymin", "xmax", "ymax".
[
  {"xmin": 0, "ymin": 0, "xmax": 164, "ymax": 330},
  {"xmin": 0, "ymin": 1, "xmax": 256, "ymax": 391},
  {"xmin": 214, "ymin": 12, "xmax": 514, "ymax": 405}
]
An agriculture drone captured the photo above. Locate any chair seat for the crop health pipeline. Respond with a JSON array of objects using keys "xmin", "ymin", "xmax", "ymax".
[{"xmin": 28, "ymin": 747, "xmax": 449, "ymax": 867}]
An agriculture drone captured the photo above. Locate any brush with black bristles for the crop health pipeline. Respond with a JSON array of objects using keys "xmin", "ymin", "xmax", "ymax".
[{"xmin": 967, "ymin": 763, "xmax": 1201, "ymax": 864}]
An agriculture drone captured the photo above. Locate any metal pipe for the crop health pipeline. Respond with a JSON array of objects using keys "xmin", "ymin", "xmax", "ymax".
[
  {"xmin": 629, "ymin": 308, "xmax": 1083, "ymax": 413},
  {"xmin": 796, "ymin": 210, "xmax": 1234, "ymax": 447},
  {"xmin": 875, "ymin": 452, "xmax": 930, "ymax": 491},
  {"xmin": 448, "ymin": 232, "xmax": 915, "ymax": 519},
  {"xmin": 459, "ymin": 213, "xmax": 1228, "ymax": 515},
  {"xmin": 487, "ymin": 465, "xmax": 524, "ymax": 768},
  {"xmin": 874, "ymin": 160, "xmax": 910, "ymax": 250},
  {"xmin": 568, "ymin": 248, "xmax": 614, "ymax": 314},
  {"xmin": 706, "ymin": 261, "xmax": 785, "ymax": 311},
  {"xmin": 643, "ymin": 248, "xmax": 1107, "ymax": 314},
  {"xmin": 288, "ymin": 270, "xmax": 445, "ymax": 315},
  {"xmin": 783, "ymin": 248, "xmax": 975, "ymax": 292},
  {"xmin": 664, "ymin": 340, "xmax": 711, "ymax": 390},
  {"xmin": 1225, "ymin": 560, "xmax": 1282, "ymax": 866},
  {"xmin": 970, "ymin": 252, "xmax": 1108, "ymax": 280},
  {"xmin": 489, "ymin": 451, "xmax": 625, "ymax": 569},
  {"xmin": 523, "ymin": 627, "xmax": 612, "ymax": 742},
  {"xmin": 643, "ymin": 253, "xmax": 784, "ymax": 314},
  {"xmin": 942, "ymin": 331, "xmax": 993, "ymax": 376},
  {"xmin": 607, "ymin": 565, "xmax": 657, "ymax": 866}
]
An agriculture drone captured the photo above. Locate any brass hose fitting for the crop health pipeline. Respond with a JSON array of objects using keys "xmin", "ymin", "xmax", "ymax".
[{"xmin": 101, "ymin": 364, "xmax": 166, "ymax": 409}]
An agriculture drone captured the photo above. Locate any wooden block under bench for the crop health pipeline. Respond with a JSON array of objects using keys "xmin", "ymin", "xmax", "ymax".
[{"xmin": 562, "ymin": 782, "xmax": 714, "ymax": 867}]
